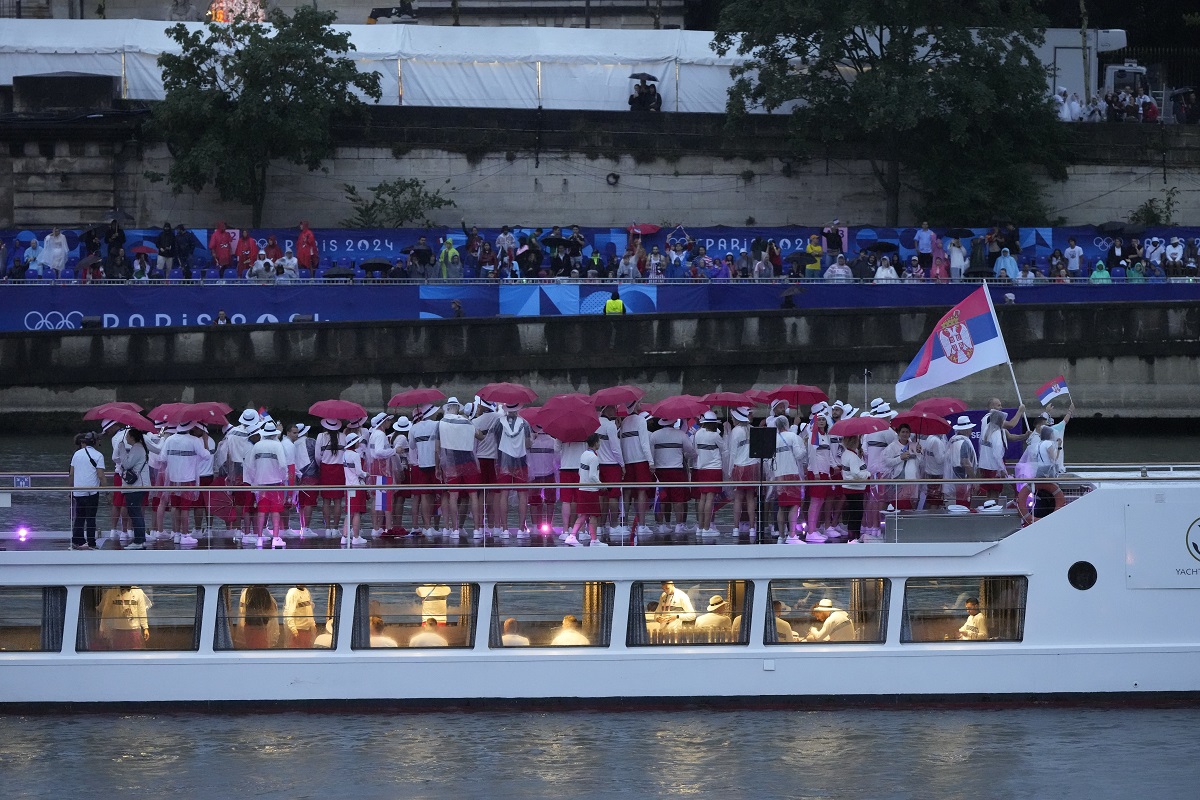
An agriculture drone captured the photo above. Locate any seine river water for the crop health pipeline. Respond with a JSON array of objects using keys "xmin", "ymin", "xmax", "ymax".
[{"xmin": 2, "ymin": 431, "xmax": 1199, "ymax": 797}]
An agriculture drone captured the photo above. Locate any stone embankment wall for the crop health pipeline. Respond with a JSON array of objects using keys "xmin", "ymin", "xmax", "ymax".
[{"xmin": 1, "ymin": 302, "xmax": 1197, "ymax": 429}]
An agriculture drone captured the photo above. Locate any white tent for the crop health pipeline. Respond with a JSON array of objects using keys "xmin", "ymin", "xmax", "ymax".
[{"xmin": 0, "ymin": 20, "xmax": 747, "ymax": 112}]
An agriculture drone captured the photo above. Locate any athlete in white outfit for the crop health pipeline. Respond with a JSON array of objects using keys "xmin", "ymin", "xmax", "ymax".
[
  {"xmin": 366, "ymin": 412, "xmax": 395, "ymax": 537},
  {"xmin": 246, "ymin": 421, "xmax": 290, "ymax": 548},
  {"xmin": 618, "ymin": 406, "xmax": 655, "ymax": 538},
  {"xmin": 407, "ymin": 405, "xmax": 440, "ymax": 537}
]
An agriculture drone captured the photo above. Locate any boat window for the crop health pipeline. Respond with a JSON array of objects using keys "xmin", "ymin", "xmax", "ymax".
[
  {"xmin": 901, "ymin": 576, "xmax": 1028, "ymax": 643},
  {"xmin": 215, "ymin": 584, "xmax": 341, "ymax": 651},
  {"xmin": 626, "ymin": 580, "xmax": 752, "ymax": 646},
  {"xmin": 489, "ymin": 582, "xmax": 614, "ymax": 648},
  {"xmin": 0, "ymin": 586, "xmax": 67, "ymax": 653},
  {"xmin": 766, "ymin": 579, "xmax": 889, "ymax": 645},
  {"xmin": 351, "ymin": 583, "xmax": 478, "ymax": 649},
  {"xmin": 77, "ymin": 586, "xmax": 203, "ymax": 652}
]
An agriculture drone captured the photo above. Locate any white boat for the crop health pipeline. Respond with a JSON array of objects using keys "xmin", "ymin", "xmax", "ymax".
[{"xmin": 1, "ymin": 470, "xmax": 1199, "ymax": 707}]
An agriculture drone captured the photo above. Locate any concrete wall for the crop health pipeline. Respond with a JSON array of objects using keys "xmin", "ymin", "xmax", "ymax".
[{"xmin": 2, "ymin": 303, "xmax": 1198, "ymax": 428}]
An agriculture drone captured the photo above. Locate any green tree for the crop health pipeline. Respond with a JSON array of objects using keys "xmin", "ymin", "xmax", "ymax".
[
  {"xmin": 152, "ymin": 8, "xmax": 382, "ymax": 226},
  {"xmin": 341, "ymin": 178, "xmax": 457, "ymax": 228},
  {"xmin": 713, "ymin": 1, "xmax": 1068, "ymax": 225}
]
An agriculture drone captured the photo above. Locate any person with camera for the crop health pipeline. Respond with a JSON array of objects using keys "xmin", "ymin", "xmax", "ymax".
[
  {"xmin": 118, "ymin": 428, "xmax": 152, "ymax": 549},
  {"xmin": 69, "ymin": 432, "xmax": 106, "ymax": 550}
]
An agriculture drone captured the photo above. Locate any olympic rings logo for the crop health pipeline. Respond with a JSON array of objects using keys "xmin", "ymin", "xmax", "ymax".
[
  {"xmin": 24, "ymin": 311, "xmax": 83, "ymax": 331},
  {"xmin": 1093, "ymin": 237, "xmax": 1114, "ymax": 250}
]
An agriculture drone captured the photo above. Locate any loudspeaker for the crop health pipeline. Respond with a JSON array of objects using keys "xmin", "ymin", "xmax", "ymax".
[
  {"xmin": 80, "ymin": 316, "xmax": 103, "ymax": 329},
  {"xmin": 749, "ymin": 427, "xmax": 775, "ymax": 459},
  {"xmin": 292, "ymin": 314, "xmax": 315, "ymax": 323}
]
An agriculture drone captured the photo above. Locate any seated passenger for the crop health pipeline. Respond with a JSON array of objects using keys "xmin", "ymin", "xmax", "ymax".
[
  {"xmin": 958, "ymin": 597, "xmax": 988, "ymax": 640},
  {"xmin": 369, "ymin": 615, "xmax": 399, "ymax": 648},
  {"xmin": 654, "ymin": 580, "xmax": 696, "ymax": 631},
  {"xmin": 771, "ymin": 599, "xmax": 798, "ymax": 641},
  {"xmin": 408, "ymin": 617, "xmax": 449, "ymax": 647},
  {"xmin": 550, "ymin": 614, "xmax": 590, "ymax": 646},
  {"xmin": 804, "ymin": 598, "xmax": 856, "ymax": 642},
  {"xmin": 501, "ymin": 617, "xmax": 530, "ymax": 646},
  {"xmin": 695, "ymin": 596, "xmax": 732, "ymax": 631}
]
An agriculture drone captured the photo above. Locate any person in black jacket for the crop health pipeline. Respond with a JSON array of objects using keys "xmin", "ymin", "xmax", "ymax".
[{"xmin": 156, "ymin": 223, "xmax": 176, "ymax": 275}]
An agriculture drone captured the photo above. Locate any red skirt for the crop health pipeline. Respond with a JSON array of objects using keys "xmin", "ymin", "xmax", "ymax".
[
  {"xmin": 445, "ymin": 462, "xmax": 481, "ymax": 486},
  {"xmin": 694, "ymin": 468, "xmax": 724, "ymax": 494},
  {"xmin": 107, "ymin": 628, "xmax": 145, "ymax": 650},
  {"xmin": 806, "ymin": 471, "xmax": 833, "ymax": 499},
  {"xmin": 624, "ymin": 461, "xmax": 653, "ymax": 485},
  {"xmin": 319, "ymin": 462, "xmax": 344, "ymax": 500},
  {"xmin": 347, "ymin": 488, "xmax": 368, "ymax": 514},
  {"xmin": 528, "ymin": 477, "xmax": 557, "ymax": 505},
  {"xmin": 257, "ymin": 487, "xmax": 286, "ymax": 513},
  {"xmin": 656, "ymin": 467, "xmax": 688, "ymax": 503},
  {"xmin": 478, "ymin": 458, "xmax": 497, "ymax": 484},
  {"xmin": 558, "ymin": 469, "xmax": 580, "ymax": 503},
  {"xmin": 408, "ymin": 465, "xmax": 439, "ymax": 495},
  {"xmin": 730, "ymin": 463, "xmax": 760, "ymax": 484},
  {"xmin": 112, "ymin": 472, "xmax": 125, "ymax": 507},
  {"xmin": 776, "ymin": 473, "xmax": 804, "ymax": 506},
  {"xmin": 599, "ymin": 464, "xmax": 623, "ymax": 497},
  {"xmin": 979, "ymin": 468, "xmax": 1004, "ymax": 494},
  {"xmin": 298, "ymin": 474, "xmax": 320, "ymax": 507},
  {"xmin": 574, "ymin": 490, "xmax": 601, "ymax": 517}
]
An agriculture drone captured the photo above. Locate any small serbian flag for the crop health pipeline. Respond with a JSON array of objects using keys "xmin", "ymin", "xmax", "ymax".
[
  {"xmin": 895, "ymin": 286, "xmax": 1011, "ymax": 402},
  {"xmin": 1037, "ymin": 376, "xmax": 1070, "ymax": 404}
]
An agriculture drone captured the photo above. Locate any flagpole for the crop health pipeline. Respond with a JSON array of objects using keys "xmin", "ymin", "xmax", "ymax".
[{"xmin": 982, "ymin": 280, "xmax": 1030, "ymax": 432}]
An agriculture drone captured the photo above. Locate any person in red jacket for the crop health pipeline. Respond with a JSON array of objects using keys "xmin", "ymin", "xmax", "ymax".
[
  {"xmin": 236, "ymin": 230, "xmax": 259, "ymax": 277},
  {"xmin": 264, "ymin": 235, "xmax": 283, "ymax": 262},
  {"xmin": 208, "ymin": 222, "xmax": 233, "ymax": 269},
  {"xmin": 297, "ymin": 221, "xmax": 319, "ymax": 271}
]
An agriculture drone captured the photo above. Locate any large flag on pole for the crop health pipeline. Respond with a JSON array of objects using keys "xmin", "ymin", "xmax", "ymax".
[{"xmin": 895, "ymin": 286, "xmax": 1011, "ymax": 402}]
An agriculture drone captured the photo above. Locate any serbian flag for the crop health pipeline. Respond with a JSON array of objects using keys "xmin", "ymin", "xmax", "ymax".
[
  {"xmin": 895, "ymin": 286, "xmax": 1010, "ymax": 402},
  {"xmin": 1037, "ymin": 376, "xmax": 1070, "ymax": 404}
]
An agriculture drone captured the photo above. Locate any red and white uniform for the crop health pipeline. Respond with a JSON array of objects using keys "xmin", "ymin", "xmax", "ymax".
[
  {"xmin": 407, "ymin": 418, "xmax": 440, "ymax": 491},
  {"xmin": 596, "ymin": 417, "xmax": 624, "ymax": 495},
  {"xmin": 618, "ymin": 413, "xmax": 654, "ymax": 484},
  {"xmin": 692, "ymin": 428, "xmax": 727, "ymax": 493},
  {"xmin": 367, "ymin": 426, "xmax": 393, "ymax": 479},
  {"xmin": 806, "ymin": 429, "xmax": 835, "ymax": 499},
  {"xmin": 247, "ymin": 437, "xmax": 289, "ymax": 513},
  {"xmin": 771, "ymin": 430, "xmax": 807, "ymax": 506},
  {"xmin": 558, "ymin": 440, "xmax": 587, "ymax": 503},
  {"xmin": 575, "ymin": 448, "xmax": 602, "ymax": 517},
  {"xmin": 650, "ymin": 426, "xmax": 694, "ymax": 504},
  {"xmin": 473, "ymin": 409, "xmax": 500, "ymax": 483},
  {"xmin": 727, "ymin": 424, "xmax": 759, "ymax": 482},
  {"xmin": 343, "ymin": 447, "xmax": 369, "ymax": 513},
  {"xmin": 165, "ymin": 431, "xmax": 208, "ymax": 506}
]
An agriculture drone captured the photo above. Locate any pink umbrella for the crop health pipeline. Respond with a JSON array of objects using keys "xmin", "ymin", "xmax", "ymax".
[
  {"xmin": 309, "ymin": 399, "xmax": 368, "ymax": 420},
  {"xmin": 165, "ymin": 402, "xmax": 230, "ymax": 426},
  {"xmin": 536, "ymin": 396, "xmax": 600, "ymax": 442},
  {"xmin": 768, "ymin": 385, "xmax": 828, "ymax": 406},
  {"xmin": 702, "ymin": 391, "xmax": 754, "ymax": 407},
  {"xmin": 910, "ymin": 397, "xmax": 969, "ymax": 417},
  {"xmin": 148, "ymin": 402, "xmax": 188, "ymax": 422},
  {"xmin": 95, "ymin": 407, "xmax": 156, "ymax": 433},
  {"xmin": 744, "ymin": 389, "xmax": 772, "ymax": 405},
  {"xmin": 547, "ymin": 392, "xmax": 592, "ymax": 404},
  {"xmin": 518, "ymin": 407, "xmax": 542, "ymax": 425},
  {"xmin": 891, "ymin": 411, "xmax": 952, "ymax": 436},
  {"xmin": 646, "ymin": 395, "xmax": 709, "ymax": 421},
  {"xmin": 478, "ymin": 382, "xmax": 538, "ymax": 406},
  {"xmin": 129, "ymin": 245, "xmax": 157, "ymax": 255},
  {"xmin": 591, "ymin": 385, "xmax": 646, "ymax": 407},
  {"xmin": 628, "ymin": 223, "xmax": 661, "ymax": 235},
  {"xmin": 829, "ymin": 416, "xmax": 891, "ymax": 437},
  {"xmin": 388, "ymin": 388, "xmax": 446, "ymax": 407},
  {"xmin": 83, "ymin": 401, "xmax": 144, "ymax": 421}
]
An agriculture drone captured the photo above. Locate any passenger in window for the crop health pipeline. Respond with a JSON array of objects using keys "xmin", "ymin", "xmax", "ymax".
[
  {"xmin": 695, "ymin": 596, "xmax": 732, "ymax": 632},
  {"xmin": 655, "ymin": 581, "xmax": 696, "ymax": 631},
  {"xmin": 408, "ymin": 618, "xmax": 449, "ymax": 647},
  {"xmin": 771, "ymin": 599, "xmax": 798, "ymax": 641},
  {"xmin": 241, "ymin": 586, "xmax": 280, "ymax": 648},
  {"xmin": 501, "ymin": 618, "xmax": 530, "ymax": 646},
  {"xmin": 283, "ymin": 585, "xmax": 317, "ymax": 648},
  {"xmin": 550, "ymin": 615, "xmax": 590, "ymax": 646},
  {"xmin": 957, "ymin": 597, "xmax": 988, "ymax": 640},
  {"xmin": 98, "ymin": 585, "xmax": 151, "ymax": 649},
  {"xmin": 804, "ymin": 599, "xmax": 856, "ymax": 642},
  {"xmin": 416, "ymin": 584, "xmax": 452, "ymax": 623},
  {"xmin": 369, "ymin": 616, "xmax": 399, "ymax": 648}
]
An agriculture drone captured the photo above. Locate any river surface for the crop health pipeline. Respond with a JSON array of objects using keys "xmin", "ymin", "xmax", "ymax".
[{"xmin": 2, "ymin": 432, "xmax": 1200, "ymax": 797}]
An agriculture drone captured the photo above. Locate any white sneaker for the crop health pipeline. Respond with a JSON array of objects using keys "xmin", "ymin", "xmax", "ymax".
[
  {"xmin": 118, "ymin": 530, "xmax": 132, "ymax": 545},
  {"xmin": 674, "ymin": 523, "xmax": 685, "ymax": 535},
  {"xmin": 340, "ymin": 535, "xmax": 349, "ymax": 547},
  {"xmin": 123, "ymin": 542, "xmax": 145, "ymax": 550},
  {"xmin": 590, "ymin": 538, "xmax": 609, "ymax": 547},
  {"xmin": 557, "ymin": 531, "xmax": 569, "ymax": 541},
  {"xmin": 108, "ymin": 528, "xmax": 120, "ymax": 540},
  {"xmin": 805, "ymin": 530, "xmax": 828, "ymax": 544},
  {"xmin": 784, "ymin": 534, "xmax": 802, "ymax": 544},
  {"xmin": 283, "ymin": 528, "xmax": 299, "ymax": 539},
  {"xmin": 171, "ymin": 531, "xmax": 182, "ymax": 544},
  {"xmin": 637, "ymin": 525, "xmax": 652, "ymax": 537},
  {"xmin": 371, "ymin": 528, "xmax": 383, "ymax": 539},
  {"xmin": 253, "ymin": 536, "xmax": 264, "ymax": 549},
  {"xmin": 499, "ymin": 529, "xmax": 511, "ymax": 541},
  {"xmin": 472, "ymin": 528, "xmax": 485, "ymax": 541},
  {"xmin": 302, "ymin": 527, "xmax": 315, "ymax": 538},
  {"xmin": 178, "ymin": 533, "xmax": 199, "ymax": 548},
  {"xmin": 516, "ymin": 528, "xmax": 531, "ymax": 540},
  {"xmin": 656, "ymin": 524, "xmax": 670, "ymax": 535},
  {"xmin": 271, "ymin": 536, "xmax": 286, "ymax": 549},
  {"xmin": 563, "ymin": 533, "xmax": 581, "ymax": 547},
  {"xmin": 424, "ymin": 527, "xmax": 437, "ymax": 540},
  {"xmin": 351, "ymin": 536, "xmax": 368, "ymax": 547}
]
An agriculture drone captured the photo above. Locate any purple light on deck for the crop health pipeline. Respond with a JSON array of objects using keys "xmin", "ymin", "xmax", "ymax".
[
  {"xmin": 17, "ymin": 526, "xmax": 29, "ymax": 542},
  {"xmin": 540, "ymin": 524, "xmax": 550, "ymax": 533}
]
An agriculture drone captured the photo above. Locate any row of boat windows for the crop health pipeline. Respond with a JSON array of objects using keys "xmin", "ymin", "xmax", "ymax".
[{"xmin": 0, "ymin": 577, "xmax": 1027, "ymax": 653}]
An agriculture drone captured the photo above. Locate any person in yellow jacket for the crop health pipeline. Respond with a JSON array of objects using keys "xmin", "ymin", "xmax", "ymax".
[{"xmin": 604, "ymin": 291, "xmax": 626, "ymax": 315}]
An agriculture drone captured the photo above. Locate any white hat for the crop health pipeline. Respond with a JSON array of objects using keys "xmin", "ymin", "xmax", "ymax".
[
  {"xmin": 245, "ymin": 420, "xmax": 264, "ymax": 436},
  {"xmin": 811, "ymin": 401, "xmax": 830, "ymax": 416},
  {"xmin": 320, "ymin": 417, "xmax": 341, "ymax": 431},
  {"xmin": 221, "ymin": 423, "xmax": 233, "ymax": 434},
  {"xmin": 444, "ymin": 396, "xmax": 461, "ymax": 410},
  {"xmin": 344, "ymin": 432, "xmax": 363, "ymax": 449},
  {"xmin": 350, "ymin": 416, "xmax": 368, "ymax": 428},
  {"xmin": 415, "ymin": 403, "xmax": 435, "ymax": 420},
  {"xmin": 1171, "ymin": 236, "xmax": 1180, "ymax": 244},
  {"xmin": 101, "ymin": 419, "xmax": 118, "ymax": 433},
  {"xmin": 462, "ymin": 402, "xmax": 475, "ymax": 417},
  {"xmin": 371, "ymin": 412, "xmax": 389, "ymax": 428},
  {"xmin": 657, "ymin": 418, "xmax": 674, "ymax": 426},
  {"xmin": 699, "ymin": 410, "xmax": 719, "ymax": 423},
  {"xmin": 707, "ymin": 595, "xmax": 726, "ymax": 611},
  {"xmin": 392, "ymin": 416, "xmax": 412, "ymax": 433},
  {"xmin": 869, "ymin": 397, "xmax": 885, "ymax": 412},
  {"xmin": 952, "ymin": 415, "xmax": 976, "ymax": 431},
  {"xmin": 872, "ymin": 402, "xmax": 897, "ymax": 419},
  {"xmin": 814, "ymin": 598, "xmax": 841, "ymax": 613},
  {"xmin": 238, "ymin": 409, "xmax": 260, "ymax": 426},
  {"xmin": 260, "ymin": 421, "xmax": 281, "ymax": 438},
  {"xmin": 981, "ymin": 499, "xmax": 1001, "ymax": 512},
  {"xmin": 731, "ymin": 406, "xmax": 752, "ymax": 423},
  {"xmin": 476, "ymin": 397, "xmax": 496, "ymax": 412},
  {"xmin": 296, "ymin": 423, "xmax": 311, "ymax": 437},
  {"xmin": 842, "ymin": 405, "xmax": 860, "ymax": 419},
  {"xmin": 769, "ymin": 398, "xmax": 787, "ymax": 410}
]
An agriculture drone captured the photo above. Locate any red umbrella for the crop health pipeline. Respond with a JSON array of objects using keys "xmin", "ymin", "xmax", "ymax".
[
  {"xmin": 591, "ymin": 385, "xmax": 646, "ymax": 407},
  {"xmin": 148, "ymin": 402, "xmax": 188, "ymax": 422},
  {"xmin": 518, "ymin": 407, "xmax": 542, "ymax": 425},
  {"xmin": 646, "ymin": 395, "xmax": 709, "ymax": 421},
  {"xmin": 768, "ymin": 385, "xmax": 828, "ymax": 406},
  {"xmin": 891, "ymin": 411, "xmax": 952, "ymax": 435},
  {"xmin": 129, "ymin": 245, "xmax": 157, "ymax": 255},
  {"xmin": 97, "ymin": 407, "xmax": 156, "ymax": 433},
  {"xmin": 702, "ymin": 391, "xmax": 754, "ymax": 408},
  {"xmin": 388, "ymin": 388, "xmax": 446, "ymax": 407},
  {"xmin": 536, "ymin": 396, "xmax": 600, "ymax": 442},
  {"xmin": 547, "ymin": 392, "xmax": 592, "ymax": 404},
  {"xmin": 744, "ymin": 389, "xmax": 772, "ymax": 405},
  {"xmin": 911, "ymin": 397, "xmax": 969, "ymax": 417},
  {"xmin": 309, "ymin": 399, "xmax": 368, "ymax": 420},
  {"xmin": 628, "ymin": 223, "xmax": 661, "ymax": 235},
  {"xmin": 83, "ymin": 401, "xmax": 144, "ymax": 421},
  {"xmin": 829, "ymin": 416, "xmax": 891, "ymax": 437},
  {"xmin": 165, "ymin": 402, "xmax": 230, "ymax": 426},
  {"xmin": 477, "ymin": 382, "xmax": 537, "ymax": 406}
]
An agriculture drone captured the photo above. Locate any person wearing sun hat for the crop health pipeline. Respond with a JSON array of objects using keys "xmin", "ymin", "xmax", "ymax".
[
  {"xmin": 727, "ymin": 405, "xmax": 759, "ymax": 538},
  {"xmin": 944, "ymin": 415, "xmax": 979, "ymax": 509},
  {"xmin": 340, "ymin": 432, "xmax": 370, "ymax": 547},
  {"xmin": 366, "ymin": 412, "xmax": 396, "ymax": 538},
  {"xmin": 695, "ymin": 595, "xmax": 732, "ymax": 632},
  {"xmin": 407, "ymin": 404, "xmax": 441, "ymax": 538},
  {"xmin": 102, "ymin": 418, "xmax": 132, "ymax": 544},
  {"xmin": 804, "ymin": 598, "xmax": 855, "ymax": 642},
  {"xmin": 289, "ymin": 423, "xmax": 319, "ymax": 536},
  {"xmin": 692, "ymin": 410, "xmax": 727, "ymax": 539},
  {"xmin": 650, "ymin": 415, "xmax": 696, "ymax": 537},
  {"xmin": 492, "ymin": 403, "xmax": 533, "ymax": 539},
  {"xmin": 246, "ymin": 421, "xmax": 289, "ymax": 549},
  {"xmin": 618, "ymin": 399, "xmax": 655, "ymax": 540},
  {"xmin": 385, "ymin": 416, "xmax": 412, "ymax": 536},
  {"xmin": 860, "ymin": 399, "xmax": 898, "ymax": 539},
  {"xmin": 437, "ymin": 396, "xmax": 481, "ymax": 542},
  {"xmin": 314, "ymin": 417, "xmax": 347, "ymax": 539}
]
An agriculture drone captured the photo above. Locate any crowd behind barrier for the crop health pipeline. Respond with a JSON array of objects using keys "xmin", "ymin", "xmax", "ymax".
[{"xmin": 5, "ymin": 222, "xmax": 1199, "ymax": 330}]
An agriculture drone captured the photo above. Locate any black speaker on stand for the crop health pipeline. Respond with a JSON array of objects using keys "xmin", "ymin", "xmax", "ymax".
[{"xmin": 748, "ymin": 427, "xmax": 775, "ymax": 542}]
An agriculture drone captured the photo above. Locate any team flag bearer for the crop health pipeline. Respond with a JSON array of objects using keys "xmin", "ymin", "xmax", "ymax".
[{"xmin": 1037, "ymin": 376, "xmax": 1071, "ymax": 405}]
